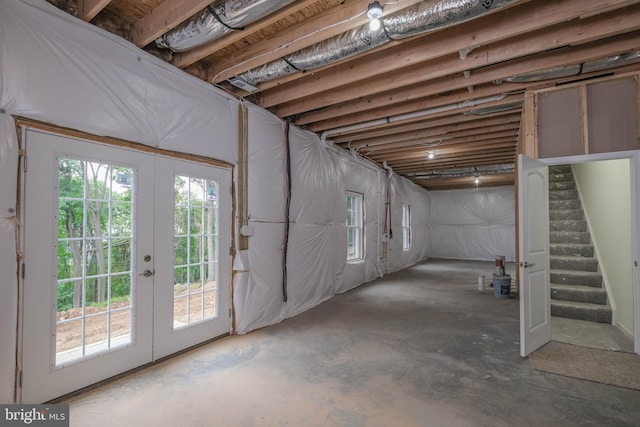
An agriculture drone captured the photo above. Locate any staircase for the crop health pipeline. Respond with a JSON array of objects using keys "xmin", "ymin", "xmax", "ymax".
[{"xmin": 548, "ymin": 165, "xmax": 612, "ymax": 323}]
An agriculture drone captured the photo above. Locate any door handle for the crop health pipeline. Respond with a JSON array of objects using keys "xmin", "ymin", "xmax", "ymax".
[
  {"xmin": 139, "ymin": 269, "xmax": 155, "ymax": 277},
  {"xmin": 519, "ymin": 262, "xmax": 535, "ymax": 268}
]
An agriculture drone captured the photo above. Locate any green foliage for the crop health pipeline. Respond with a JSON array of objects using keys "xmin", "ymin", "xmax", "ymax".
[{"xmin": 55, "ymin": 166, "xmax": 219, "ymax": 312}]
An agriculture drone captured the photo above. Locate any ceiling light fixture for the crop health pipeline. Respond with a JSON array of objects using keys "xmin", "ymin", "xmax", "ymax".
[
  {"xmin": 367, "ymin": 1, "xmax": 383, "ymax": 31},
  {"xmin": 474, "ymin": 174, "xmax": 480, "ymax": 185},
  {"xmin": 428, "ymin": 151, "xmax": 435, "ymax": 159}
]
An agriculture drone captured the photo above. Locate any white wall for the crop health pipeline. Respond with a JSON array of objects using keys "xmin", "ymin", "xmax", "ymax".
[
  {"xmin": 573, "ymin": 160, "xmax": 634, "ymax": 337},
  {"xmin": 429, "ymin": 187, "xmax": 516, "ymax": 261},
  {"xmin": 233, "ymin": 105, "xmax": 431, "ymax": 333}
]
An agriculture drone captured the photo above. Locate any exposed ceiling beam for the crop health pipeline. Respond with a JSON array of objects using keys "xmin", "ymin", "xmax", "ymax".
[
  {"xmin": 415, "ymin": 173, "xmax": 515, "ymax": 190},
  {"xmin": 363, "ymin": 124, "xmax": 520, "ymax": 155},
  {"xmin": 345, "ymin": 115, "xmax": 522, "ymax": 150},
  {"xmin": 370, "ymin": 135, "xmax": 518, "ymax": 162},
  {"xmin": 131, "ymin": 0, "xmax": 214, "ymax": 47},
  {"xmin": 266, "ymin": 4, "xmax": 640, "ymax": 112},
  {"xmin": 391, "ymin": 153, "xmax": 517, "ymax": 171},
  {"xmin": 172, "ymin": 0, "xmax": 321, "ymax": 69},
  {"xmin": 208, "ymin": 0, "xmax": 431, "ymax": 83},
  {"xmin": 79, "ymin": 0, "xmax": 111, "ymax": 21},
  {"xmin": 258, "ymin": 0, "xmax": 614, "ymax": 93},
  {"xmin": 325, "ymin": 94, "xmax": 524, "ymax": 138},
  {"xmin": 332, "ymin": 110, "xmax": 522, "ymax": 144},
  {"xmin": 304, "ymin": 82, "xmax": 527, "ymax": 131},
  {"xmin": 310, "ymin": 33, "xmax": 640, "ymax": 135}
]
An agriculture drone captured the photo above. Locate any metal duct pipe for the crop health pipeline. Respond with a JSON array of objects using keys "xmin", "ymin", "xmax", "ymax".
[
  {"xmin": 156, "ymin": 0, "xmax": 296, "ymax": 52},
  {"xmin": 234, "ymin": 0, "xmax": 522, "ymax": 86},
  {"xmin": 505, "ymin": 50, "xmax": 640, "ymax": 83},
  {"xmin": 384, "ymin": 0, "xmax": 518, "ymax": 40}
]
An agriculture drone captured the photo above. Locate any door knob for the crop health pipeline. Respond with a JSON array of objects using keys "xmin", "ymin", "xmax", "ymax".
[
  {"xmin": 139, "ymin": 269, "xmax": 154, "ymax": 277},
  {"xmin": 519, "ymin": 262, "xmax": 535, "ymax": 268}
]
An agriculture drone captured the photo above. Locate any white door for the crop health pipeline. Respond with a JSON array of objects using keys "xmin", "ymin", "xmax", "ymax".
[
  {"xmin": 518, "ymin": 154, "xmax": 551, "ymax": 357},
  {"xmin": 152, "ymin": 156, "xmax": 231, "ymax": 359},
  {"xmin": 21, "ymin": 129, "xmax": 231, "ymax": 402}
]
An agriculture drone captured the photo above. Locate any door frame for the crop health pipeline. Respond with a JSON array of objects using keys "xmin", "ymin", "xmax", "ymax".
[
  {"xmin": 533, "ymin": 150, "xmax": 640, "ymax": 355},
  {"xmin": 16, "ymin": 123, "xmax": 235, "ymax": 402}
]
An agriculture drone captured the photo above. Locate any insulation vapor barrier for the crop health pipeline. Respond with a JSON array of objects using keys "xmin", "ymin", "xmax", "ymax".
[
  {"xmin": 156, "ymin": 0, "xmax": 297, "ymax": 52},
  {"xmin": 235, "ymin": 0, "xmax": 522, "ymax": 85},
  {"xmin": 429, "ymin": 187, "xmax": 516, "ymax": 261}
]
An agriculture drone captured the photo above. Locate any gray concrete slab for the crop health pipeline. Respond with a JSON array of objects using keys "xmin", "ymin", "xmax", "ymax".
[{"xmin": 64, "ymin": 259, "xmax": 640, "ymax": 427}]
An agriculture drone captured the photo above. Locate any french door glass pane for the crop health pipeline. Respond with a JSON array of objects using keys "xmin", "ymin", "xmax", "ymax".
[
  {"xmin": 55, "ymin": 158, "xmax": 134, "ymax": 366},
  {"xmin": 173, "ymin": 175, "xmax": 219, "ymax": 329}
]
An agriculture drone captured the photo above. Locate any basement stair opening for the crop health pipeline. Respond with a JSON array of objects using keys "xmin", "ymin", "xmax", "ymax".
[{"xmin": 543, "ymin": 157, "xmax": 637, "ymax": 355}]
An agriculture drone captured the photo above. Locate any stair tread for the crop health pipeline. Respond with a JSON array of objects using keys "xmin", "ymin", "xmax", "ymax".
[
  {"xmin": 550, "ymin": 283, "xmax": 607, "ymax": 292},
  {"xmin": 550, "ymin": 255, "xmax": 596, "ymax": 261},
  {"xmin": 550, "ymin": 269, "xmax": 601, "ymax": 275},
  {"xmin": 551, "ymin": 300, "xmax": 611, "ymax": 310}
]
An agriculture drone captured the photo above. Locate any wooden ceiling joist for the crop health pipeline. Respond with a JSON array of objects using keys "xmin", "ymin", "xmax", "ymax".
[{"xmin": 260, "ymin": 0, "xmax": 640, "ymax": 110}]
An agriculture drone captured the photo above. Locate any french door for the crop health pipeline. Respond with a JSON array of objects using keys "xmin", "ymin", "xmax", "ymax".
[{"xmin": 20, "ymin": 129, "xmax": 231, "ymax": 403}]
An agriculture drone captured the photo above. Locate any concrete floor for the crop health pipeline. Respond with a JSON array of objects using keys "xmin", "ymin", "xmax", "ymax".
[{"xmin": 64, "ymin": 259, "xmax": 640, "ymax": 427}]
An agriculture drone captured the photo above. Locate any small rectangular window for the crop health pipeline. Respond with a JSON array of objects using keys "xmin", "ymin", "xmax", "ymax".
[
  {"xmin": 401, "ymin": 204, "xmax": 411, "ymax": 251},
  {"xmin": 346, "ymin": 192, "xmax": 364, "ymax": 261}
]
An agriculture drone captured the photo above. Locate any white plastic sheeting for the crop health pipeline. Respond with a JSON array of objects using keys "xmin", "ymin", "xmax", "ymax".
[
  {"xmin": 0, "ymin": 115, "xmax": 18, "ymax": 404},
  {"xmin": 429, "ymin": 187, "xmax": 516, "ymax": 261},
  {"xmin": 0, "ymin": 0, "xmax": 239, "ymax": 159},
  {"xmin": 387, "ymin": 174, "xmax": 432, "ymax": 273},
  {"xmin": 234, "ymin": 105, "xmax": 419, "ymax": 333}
]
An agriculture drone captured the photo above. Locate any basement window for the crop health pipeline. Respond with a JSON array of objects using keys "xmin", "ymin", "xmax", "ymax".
[
  {"xmin": 401, "ymin": 204, "xmax": 411, "ymax": 251},
  {"xmin": 346, "ymin": 192, "xmax": 364, "ymax": 262}
]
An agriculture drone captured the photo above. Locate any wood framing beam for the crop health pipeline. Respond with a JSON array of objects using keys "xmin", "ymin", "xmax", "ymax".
[
  {"xmin": 297, "ymin": 81, "xmax": 530, "ymax": 126},
  {"xmin": 392, "ymin": 154, "xmax": 517, "ymax": 172},
  {"xmin": 79, "ymin": 0, "xmax": 111, "ymax": 21},
  {"xmin": 363, "ymin": 124, "xmax": 520, "ymax": 154},
  {"xmin": 306, "ymin": 83, "xmax": 527, "ymax": 132},
  {"xmin": 327, "ymin": 94, "xmax": 524, "ymax": 138},
  {"xmin": 172, "ymin": 0, "xmax": 321, "ymax": 68},
  {"xmin": 416, "ymin": 173, "xmax": 515, "ymax": 190},
  {"xmin": 333, "ymin": 110, "xmax": 522, "ymax": 144},
  {"xmin": 350, "ymin": 117, "xmax": 521, "ymax": 151},
  {"xmin": 208, "ymin": 0, "xmax": 429, "ymax": 82},
  {"xmin": 310, "ymin": 32, "xmax": 640, "ymax": 134},
  {"xmin": 371, "ymin": 136, "xmax": 517, "ymax": 162},
  {"xmin": 131, "ymin": 0, "xmax": 215, "ymax": 47},
  {"xmin": 263, "ymin": 1, "xmax": 640, "ymax": 110}
]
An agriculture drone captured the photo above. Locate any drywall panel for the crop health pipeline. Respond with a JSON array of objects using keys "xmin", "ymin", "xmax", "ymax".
[
  {"xmin": 573, "ymin": 160, "xmax": 634, "ymax": 337},
  {"xmin": 587, "ymin": 78, "xmax": 639, "ymax": 153},
  {"xmin": 430, "ymin": 187, "xmax": 516, "ymax": 261},
  {"xmin": 538, "ymin": 88, "xmax": 583, "ymax": 159}
]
